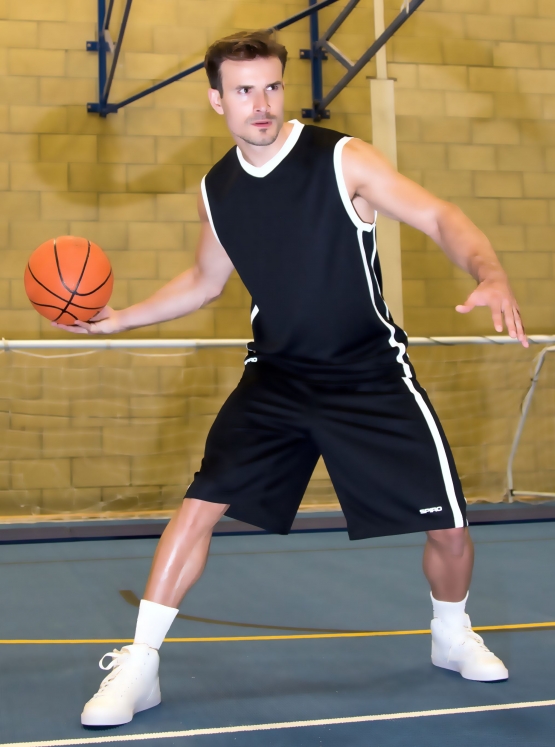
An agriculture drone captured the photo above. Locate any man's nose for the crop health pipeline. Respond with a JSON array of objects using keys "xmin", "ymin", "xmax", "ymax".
[{"xmin": 253, "ymin": 90, "xmax": 270, "ymax": 111}]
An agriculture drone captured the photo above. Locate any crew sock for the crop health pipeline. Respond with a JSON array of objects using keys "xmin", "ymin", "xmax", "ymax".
[
  {"xmin": 133, "ymin": 599, "xmax": 179, "ymax": 650},
  {"xmin": 431, "ymin": 591, "xmax": 469, "ymax": 628}
]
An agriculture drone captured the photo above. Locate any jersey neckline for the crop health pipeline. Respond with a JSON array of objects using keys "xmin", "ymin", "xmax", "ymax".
[{"xmin": 236, "ymin": 119, "xmax": 304, "ymax": 178}]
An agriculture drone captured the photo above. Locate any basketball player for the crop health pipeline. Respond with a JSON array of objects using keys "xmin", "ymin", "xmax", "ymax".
[{"xmin": 54, "ymin": 32, "xmax": 528, "ymax": 727}]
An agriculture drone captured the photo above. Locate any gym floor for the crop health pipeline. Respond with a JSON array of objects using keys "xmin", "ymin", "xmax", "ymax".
[{"xmin": 0, "ymin": 513, "xmax": 554, "ymax": 746}]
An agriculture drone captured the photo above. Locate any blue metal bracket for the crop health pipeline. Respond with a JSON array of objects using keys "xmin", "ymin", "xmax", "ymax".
[
  {"xmin": 87, "ymin": 0, "xmax": 426, "ymax": 120},
  {"xmin": 300, "ymin": 0, "xmax": 330, "ymax": 120},
  {"xmin": 301, "ymin": 0, "xmax": 426, "ymax": 121},
  {"xmin": 87, "ymin": 0, "xmax": 132, "ymax": 116}
]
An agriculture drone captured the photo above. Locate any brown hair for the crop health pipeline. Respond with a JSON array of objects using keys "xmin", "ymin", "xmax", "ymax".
[{"xmin": 205, "ymin": 30, "xmax": 287, "ymax": 95}]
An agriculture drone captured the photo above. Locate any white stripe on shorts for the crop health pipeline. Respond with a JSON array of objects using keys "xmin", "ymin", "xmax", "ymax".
[{"xmin": 402, "ymin": 376, "xmax": 465, "ymax": 528}]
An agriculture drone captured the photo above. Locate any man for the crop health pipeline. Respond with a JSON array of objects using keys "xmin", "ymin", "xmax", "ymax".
[{"xmin": 56, "ymin": 31, "xmax": 527, "ymax": 727}]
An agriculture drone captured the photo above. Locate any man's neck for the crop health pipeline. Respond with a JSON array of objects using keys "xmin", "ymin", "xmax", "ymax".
[{"xmin": 235, "ymin": 121, "xmax": 294, "ymax": 168}]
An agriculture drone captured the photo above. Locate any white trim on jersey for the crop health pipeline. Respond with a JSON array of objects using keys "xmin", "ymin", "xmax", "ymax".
[
  {"xmin": 333, "ymin": 137, "xmax": 376, "ymax": 232},
  {"xmin": 402, "ymin": 377, "xmax": 466, "ymax": 528},
  {"xmin": 370, "ymin": 233, "xmax": 394, "ymax": 329},
  {"xmin": 357, "ymin": 227, "xmax": 411, "ymax": 378},
  {"xmin": 200, "ymin": 175, "xmax": 222, "ymax": 245},
  {"xmin": 236, "ymin": 120, "xmax": 305, "ymax": 178},
  {"xmin": 356, "ymin": 225, "xmax": 465, "ymax": 529},
  {"xmin": 251, "ymin": 305, "xmax": 259, "ymax": 323}
]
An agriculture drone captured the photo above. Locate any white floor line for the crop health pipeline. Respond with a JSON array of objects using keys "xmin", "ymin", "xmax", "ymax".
[{"xmin": 3, "ymin": 699, "xmax": 555, "ymax": 747}]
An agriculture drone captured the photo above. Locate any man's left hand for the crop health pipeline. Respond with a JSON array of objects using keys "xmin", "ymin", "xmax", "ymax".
[{"xmin": 456, "ymin": 278, "xmax": 528, "ymax": 348}]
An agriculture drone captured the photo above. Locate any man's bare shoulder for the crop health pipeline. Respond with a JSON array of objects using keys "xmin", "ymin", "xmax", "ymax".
[
  {"xmin": 343, "ymin": 137, "xmax": 392, "ymax": 172},
  {"xmin": 341, "ymin": 138, "xmax": 396, "ymax": 195}
]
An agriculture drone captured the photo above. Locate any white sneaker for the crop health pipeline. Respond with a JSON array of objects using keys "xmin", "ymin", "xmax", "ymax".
[
  {"xmin": 431, "ymin": 614, "xmax": 509, "ymax": 681},
  {"xmin": 81, "ymin": 644, "xmax": 161, "ymax": 727}
]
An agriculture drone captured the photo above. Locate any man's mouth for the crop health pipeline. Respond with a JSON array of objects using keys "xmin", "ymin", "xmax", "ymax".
[{"xmin": 252, "ymin": 120, "xmax": 272, "ymax": 128}]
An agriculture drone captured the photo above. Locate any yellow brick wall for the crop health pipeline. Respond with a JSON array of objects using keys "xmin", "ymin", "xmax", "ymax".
[
  {"xmin": 4, "ymin": 0, "xmax": 552, "ymax": 342},
  {"xmin": 0, "ymin": 0, "xmax": 376, "ymax": 517},
  {"xmin": 0, "ymin": 0, "xmax": 553, "ymax": 518},
  {"xmin": 0, "ymin": 0, "xmax": 375, "ymax": 343},
  {"xmin": 0, "ymin": 342, "xmax": 551, "ymax": 517},
  {"xmin": 386, "ymin": 0, "xmax": 555, "ymax": 335}
]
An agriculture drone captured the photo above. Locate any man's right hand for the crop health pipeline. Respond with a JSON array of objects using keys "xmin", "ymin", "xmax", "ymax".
[
  {"xmin": 51, "ymin": 306, "xmax": 124, "ymax": 335},
  {"xmin": 50, "ymin": 193, "xmax": 234, "ymax": 337}
]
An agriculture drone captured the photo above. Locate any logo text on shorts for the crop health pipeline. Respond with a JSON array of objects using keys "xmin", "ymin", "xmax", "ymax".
[{"xmin": 419, "ymin": 506, "xmax": 443, "ymax": 514}]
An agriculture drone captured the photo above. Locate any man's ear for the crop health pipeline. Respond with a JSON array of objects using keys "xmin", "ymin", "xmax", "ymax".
[{"xmin": 207, "ymin": 88, "xmax": 224, "ymax": 115}]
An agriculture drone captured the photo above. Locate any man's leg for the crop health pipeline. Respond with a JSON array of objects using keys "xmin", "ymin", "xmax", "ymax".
[
  {"xmin": 423, "ymin": 526, "xmax": 508, "ymax": 681},
  {"xmin": 81, "ymin": 367, "xmax": 317, "ymax": 728},
  {"xmin": 143, "ymin": 498, "xmax": 229, "ymax": 608},
  {"xmin": 81, "ymin": 498, "xmax": 228, "ymax": 727},
  {"xmin": 423, "ymin": 527, "xmax": 473, "ymax": 602}
]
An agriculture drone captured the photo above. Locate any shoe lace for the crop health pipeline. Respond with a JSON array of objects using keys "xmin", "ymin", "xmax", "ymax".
[
  {"xmin": 460, "ymin": 627, "xmax": 492, "ymax": 654},
  {"xmin": 93, "ymin": 648, "xmax": 130, "ymax": 697}
]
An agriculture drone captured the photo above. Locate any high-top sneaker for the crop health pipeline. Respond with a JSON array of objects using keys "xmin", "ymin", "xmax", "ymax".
[
  {"xmin": 81, "ymin": 644, "xmax": 161, "ymax": 726},
  {"xmin": 431, "ymin": 614, "xmax": 508, "ymax": 681}
]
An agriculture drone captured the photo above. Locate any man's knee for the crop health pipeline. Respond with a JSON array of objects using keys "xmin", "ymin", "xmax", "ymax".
[
  {"xmin": 176, "ymin": 497, "xmax": 229, "ymax": 535},
  {"xmin": 427, "ymin": 527, "xmax": 469, "ymax": 557}
]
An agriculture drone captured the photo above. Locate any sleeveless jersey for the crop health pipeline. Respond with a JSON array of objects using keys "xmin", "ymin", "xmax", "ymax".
[{"xmin": 202, "ymin": 120, "xmax": 411, "ymax": 382}]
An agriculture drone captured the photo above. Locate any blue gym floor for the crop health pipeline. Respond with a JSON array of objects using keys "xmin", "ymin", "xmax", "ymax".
[{"xmin": 0, "ymin": 519, "xmax": 554, "ymax": 746}]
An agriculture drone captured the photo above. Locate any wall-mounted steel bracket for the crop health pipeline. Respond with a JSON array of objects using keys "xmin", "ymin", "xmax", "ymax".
[
  {"xmin": 299, "ymin": 49, "xmax": 328, "ymax": 60},
  {"xmin": 300, "ymin": 49, "xmax": 330, "ymax": 118},
  {"xmin": 86, "ymin": 32, "xmax": 113, "ymax": 53},
  {"xmin": 301, "ymin": 0, "xmax": 426, "ymax": 121},
  {"xmin": 86, "ymin": 0, "xmax": 426, "ymax": 121}
]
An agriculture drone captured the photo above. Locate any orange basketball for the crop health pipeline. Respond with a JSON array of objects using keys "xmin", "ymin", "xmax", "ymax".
[{"xmin": 24, "ymin": 236, "xmax": 114, "ymax": 325}]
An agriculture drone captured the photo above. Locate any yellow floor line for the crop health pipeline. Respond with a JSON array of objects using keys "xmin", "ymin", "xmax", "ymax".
[{"xmin": 1, "ymin": 621, "xmax": 554, "ymax": 645}]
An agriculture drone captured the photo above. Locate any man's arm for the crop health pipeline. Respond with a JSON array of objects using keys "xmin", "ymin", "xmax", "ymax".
[
  {"xmin": 342, "ymin": 138, "xmax": 528, "ymax": 347},
  {"xmin": 53, "ymin": 192, "xmax": 235, "ymax": 335}
]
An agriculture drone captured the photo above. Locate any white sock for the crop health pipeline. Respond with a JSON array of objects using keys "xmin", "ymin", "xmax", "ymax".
[
  {"xmin": 133, "ymin": 599, "xmax": 179, "ymax": 650},
  {"xmin": 431, "ymin": 591, "xmax": 469, "ymax": 627}
]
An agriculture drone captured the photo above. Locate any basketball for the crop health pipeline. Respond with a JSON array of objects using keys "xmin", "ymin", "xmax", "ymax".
[{"xmin": 24, "ymin": 236, "xmax": 114, "ymax": 325}]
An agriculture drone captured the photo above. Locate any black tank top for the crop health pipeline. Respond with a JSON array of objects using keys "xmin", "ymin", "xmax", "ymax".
[{"xmin": 202, "ymin": 120, "xmax": 411, "ymax": 382}]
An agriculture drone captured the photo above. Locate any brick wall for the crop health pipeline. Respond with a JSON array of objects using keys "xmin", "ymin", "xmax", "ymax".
[
  {"xmin": 0, "ymin": 0, "xmax": 553, "ymax": 518},
  {"xmin": 386, "ymin": 0, "xmax": 555, "ymax": 335},
  {"xmin": 0, "ymin": 0, "xmax": 375, "ymax": 517},
  {"xmin": 1, "ymin": 343, "xmax": 551, "ymax": 518},
  {"xmin": 0, "ymin": 0, "xmax": 374, "ymax": 343}
]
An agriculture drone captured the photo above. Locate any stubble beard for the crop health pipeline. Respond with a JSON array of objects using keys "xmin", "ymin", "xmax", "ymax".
[
  {"xmin": 238, "ymin": 131, "xmax": 280, "ymax": 147},
  {"xmin": 237, "ymin": 116, "xmax": 282, "ymax": 147}
]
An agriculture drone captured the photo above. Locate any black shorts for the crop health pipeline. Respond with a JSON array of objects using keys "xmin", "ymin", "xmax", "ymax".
[{"xmin": 186, "ymin": 363, "xmax": 467, "ymax": 540}]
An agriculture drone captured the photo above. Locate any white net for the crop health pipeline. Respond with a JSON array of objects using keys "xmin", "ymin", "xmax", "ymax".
[
  {"xmin": 0, "ymin": 338, "xmax": 553, "ymax": 522},
  {"xmin": 408, "ymin": 342, "xmax": 555, "ymax": 503}
]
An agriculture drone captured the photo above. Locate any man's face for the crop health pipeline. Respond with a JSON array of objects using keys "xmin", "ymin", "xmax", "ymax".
[{"xmin": 208, "ymin": 56, "xmax": 285, "ymax": 147}]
